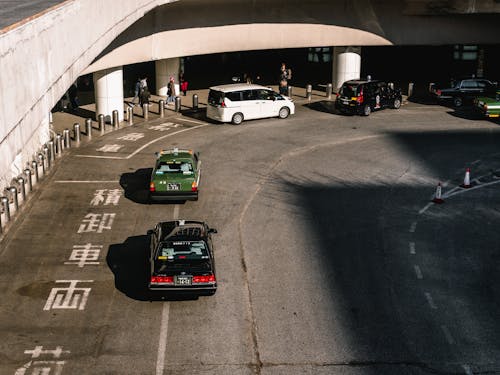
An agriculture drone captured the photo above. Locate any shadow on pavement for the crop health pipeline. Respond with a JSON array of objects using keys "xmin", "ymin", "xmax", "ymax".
[
  {"xmin": 107, "ymin": 235, "xmax": 199, "ymax": 302},
  {"xmin": 120, "ymin": 168, "xmax": 152, "ymax": 204},
  {"xmin": 303, "ymin": 100, "xmax": 337, "ymax": 114}
]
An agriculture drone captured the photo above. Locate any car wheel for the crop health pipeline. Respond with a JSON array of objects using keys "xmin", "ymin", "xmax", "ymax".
[
  {"xmin": 453, "ymin": 97, "xmax": 463, "ymax": 107},
  {"xmin": 393, "ymin": 98, "xmax": 401, "ymax": 109},
  {"xmin": 362, "ymin": 105, "xmax": 371, "ymax": 116},
  {"xmin": 231, "ymin": 112, "xmax": 244, "ymax": 125},
  {"xmin": 278, "ymin": 106, "xmax": 290, "ymax": 119}
]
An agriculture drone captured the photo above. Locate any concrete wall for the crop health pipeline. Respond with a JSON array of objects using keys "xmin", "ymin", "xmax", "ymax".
[{"xmin": 0, "ymin": 0, "xmax": 174, "ymax": 190}]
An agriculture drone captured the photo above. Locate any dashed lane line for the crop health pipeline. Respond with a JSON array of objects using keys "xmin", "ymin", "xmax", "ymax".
[
  {"xmin": 441, "ymin": 325, "xmax": 456, "ymax": 345},
  {"xmin": 462, "ymin": 364, "xmax": 473, "ymax": 375},
  {"xmin": 414, "ymin": 265, "xmax": 423, "ymax": 279},
  {"xmin": 409, "ymin": 222, "xmax": 417, "ymax": 233},
  {"xmin": 425, "ymin": 292, "xmax": 437, "ymax": 309},
  {"xmin": 409, "ymin": 242, "xmax": 416, "ymax": 255}
]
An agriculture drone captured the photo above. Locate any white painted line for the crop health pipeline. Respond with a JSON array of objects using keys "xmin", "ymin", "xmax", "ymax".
[
  {"xmin": 418, "ymin": 203, "xmax": 432, "ymax": 215},
  {"xmin": 55, "ymin": 180, "xmax": 119, "ymax": 183},
  {"xmin": 176, "ymin": 117, "xmax": 206, "ymax": 125},
  {"xmin": 414, "ymin": 265, "xmax": 423, "ymax": 279},
  {"xmin": 443, "ymin": 179, "xmax": 500, "ymax": 199},
  {"xmin": 462, "ymin": 364, "xmax": 473, "ymax": 375},
  {"xmin": 425, "ymin": 292, "xmax": 437, "ymax": 309},
  {"xmin": 441, "ymin": 325, "xmax": 455, "ymax": 345},
  {"xmin": 409, "ymin": 242, "xmax": 416, "ymax": 255},
  {"xmin": 155, "ymin": 303, "xmax": 170, "ymax": 375},
  {"xmin": 409, "ymin": 222, "xmax": 417, "ymax": 233},
  {"xmin": 155, "ymin": 204, "xmax": 180, "ymax": 375},
  {"xmin": 76, "ymin": 124, "xmax": 208, "ymax": 160}
]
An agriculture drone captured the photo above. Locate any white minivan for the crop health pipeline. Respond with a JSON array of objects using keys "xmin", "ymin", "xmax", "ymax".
[{"xmin": 206, "ymin": 83, "xmax": 295, "ymax": 125}]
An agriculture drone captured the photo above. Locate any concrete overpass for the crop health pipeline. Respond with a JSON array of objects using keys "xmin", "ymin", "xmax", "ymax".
[{"xmin": 1, "ymin": 0, "xmax": 500, "ymax": 191}]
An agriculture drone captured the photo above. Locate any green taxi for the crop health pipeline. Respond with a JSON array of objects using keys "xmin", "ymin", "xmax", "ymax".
[
  {"xmin": 149, "ymin": 148, "xmax": 200, "ymax": 201},
  {"xmin": 474, "ymin": 90, "xmax": 500, "ymax": 118}
]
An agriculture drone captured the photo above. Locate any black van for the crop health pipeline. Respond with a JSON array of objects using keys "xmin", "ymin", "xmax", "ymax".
[{"xmin": 335, "ymin": 79, "xmax": 402, "ymax": 116}]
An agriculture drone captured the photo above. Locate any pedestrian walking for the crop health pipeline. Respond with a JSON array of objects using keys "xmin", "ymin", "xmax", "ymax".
[
  {"xmin": 167, "ymin": 76, "xmax": 176, "ymax": 105},
  {"xmin": 140, "ymin": 85, "xmax": 151, "ymax": 107},
  {"xmin": 131, "ymin": 78, "xmax": 141, "ymax": 106}
]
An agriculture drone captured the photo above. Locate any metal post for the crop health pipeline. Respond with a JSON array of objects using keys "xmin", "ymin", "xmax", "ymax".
[
  {"xmin": 48, "ymin": 140, "xmax": 55, "ymax": 162},
  {"xmin": 408, "ymin": 82, "xmax": 414, "ymax": 98},
  {"xmin": 159, "ymin": 100, "xmax": 165, "ymax": 117},
  {"xmin": 73, "ymin": 123, "xmax": 81, "ymax": 143},
  {"xmin": 112, "ymin": 110, "xmax": 119, "ymax": 129},
  {"xmin": 306, "ymin": 84, "xmax": 312, "ymax": 100},
  {"xmin": 9, "ymin": 186, "xmax": 18, "ymax": 212},
  {"xmin": 31, "ymin": 160, "xmax": 39, "ymax": 183},
  {"xmin": 1, "ymin": 196, "xmax": 10, "ymax": 222},
  {"xmin": 24, "ymin": 168, "xmax": 32, "ymax": 193},
  {"xmin": 192, "ymin": 94, "xmax": 198, "ymax": 110},
  {"xmin": 98, "ymin": 114, "xmax": 105, "ymax": 135},
  {"xmin": 0, "ymin": 206, "xmax": 2, "ymax": 234},
  {"xmin": 142, "ymin": 103, "xmax": 149, "ymax": 120},
  {"xmin": 175, "ymin": 96, "xmax": 181, "ymax": 112},
  {"xmin": 287, "ymin": 85, "xmax": 292, "ymax": 97},
  {"xmin": 17, "ymin": 177, "xmax": 26, "ymax": 202},
  {"xmin": 43, "ymin": 145, "xmax": 50, "ymax": 169},
  {"xmin": 38, "ymin": 153, "xmax": 45, "ymax": 176},
  {"xmin": 326, "ymin": 83, "xmax": 333, "ymax": 99},
  {"xmin": 56, "ymin": 134, "xmax": 63, "ymax": 155},
  {"xmin": 85, "ymin": 118, "xmax": 92, "ymax": 139},
  {"xmin": 127, "ymin": 106, "xmax": 134, "ymax": 125},
  {"xmin": 63, "ymin": 129, "xmax": 71, "ymax": 148}
]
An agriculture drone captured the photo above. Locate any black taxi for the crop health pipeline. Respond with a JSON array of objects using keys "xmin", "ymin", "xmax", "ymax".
[
  {"xmin": 148, "ymin": 220, "xmax": 217, "ymax": 297},
  {"xmin": 335, "ymin": 79, "xmax": 402, "ymax": 116}
]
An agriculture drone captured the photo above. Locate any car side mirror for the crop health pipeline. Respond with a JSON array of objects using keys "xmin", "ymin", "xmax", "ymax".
[
  {"xmin": 147, "ymin": 230, "xmax": 154, "ymax": 236},
  {"xmin": 208, "ymin": 228, "xmax": 218, "ymax": 234}
]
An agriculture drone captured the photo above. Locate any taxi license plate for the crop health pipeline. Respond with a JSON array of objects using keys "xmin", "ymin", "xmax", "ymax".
[
  {"xmin": 175, "ymin": 276, "xmax": 192, "ymax": 285},
  {"xmin": 167, "ymin": 183, "xmax": 180, "ymax": 190}
]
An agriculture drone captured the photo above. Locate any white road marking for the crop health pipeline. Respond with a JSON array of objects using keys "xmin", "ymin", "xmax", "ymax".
[
  {"xmin": 156, "ymin": 303, "xmax": 170, "ymax": 375},
  {"xmin": 176, "ymin": 117, "xmax": 206, "ymax": 125},
  {"xmin": 76, "ymin": 124, "xmax": 208, "ymax": 160},
  {"xmin": 414, "ymin": 265, "xmax": 423, "ymax": 279},
  {"xmin": 443, "ymin": 179, "xmax": 500, "ymax": 199},
  {"xmin": 409, "ymin": 242, "xmax": 416, "ymax": 255},
  {"xmin": 418, "ymin": 203, "xmax": 432, "ymax": 215},
  {"xmin": 462, "ymin": 364, "xmax": 473, "ymax": 375},
  {"xmin": 425, "ymin": 292, "xmax": 437, "ymax": 309},
  {"xmin": 156, "ymin": 204, "xmax": 179, "ymax": 375},
  {"xmin": 409, "ymin": 222, "xmax": 417, "ymax": 233},
  {"xmin": 441, "ymin": 325, "xmax": 455, "ymax": 344}
]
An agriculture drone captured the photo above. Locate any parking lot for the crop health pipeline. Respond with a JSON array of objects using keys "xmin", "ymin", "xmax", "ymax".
[{"xmin": 1, "ymin": 94, "xmax": 500, "ymax": 374}]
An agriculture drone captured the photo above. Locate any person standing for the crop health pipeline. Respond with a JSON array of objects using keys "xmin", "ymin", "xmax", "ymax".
[
  {"xmin": 140, "ymin": 85, "xmax": 151, "ymax": 107},
  {"xmin": 279, "ymin": 62, "xmax": 289, "ymax": 95},
  {"xmin": 180, "ymin": 72, "xmax": 188, "ymax": 96},
  {"xmin": 167, "ymin": 76, "xmax": 176, "ymax": 105},
  {"xmin": 131, "ymin": 78, "xmax": 141, "ymax": 106}
]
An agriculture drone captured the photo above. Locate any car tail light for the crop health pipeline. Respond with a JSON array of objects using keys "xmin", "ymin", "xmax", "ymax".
[
  {"xmin": 191, "ymin": 181, "xmax": 198, "ymax": 192},
  {"xmin": 357, "ymin": 88, "xmax": 364, "ymax": 104},
  {"xmin": 436, "ymin": 89, "xmax": 442, "ymax": 96},
  {"xmin": 220, "ymin": 100, "xmax": 226, "ymax": 108},
  {"xmin": 192, "ymin": 274, "xmax": 216, "ymax": 284},
  {"xmin": 151, "ymin": 276, "xmax": 174, "ymax": 284},
  {"xmin": 336, "ymin": 93, "xmax": 340, "ymax": 98},
  {"xmin": 149, "ymin": 182, "xmax": 155, "ymax": 192}
]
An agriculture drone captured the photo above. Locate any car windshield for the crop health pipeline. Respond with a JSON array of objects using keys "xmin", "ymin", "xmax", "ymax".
[
  {"xmin": 156, "ymin": 161, "xmax": 193, "ymax": 174},
  {"xmin": 340, "ymin": 84, "xmax": 359, "ymax": 97}
]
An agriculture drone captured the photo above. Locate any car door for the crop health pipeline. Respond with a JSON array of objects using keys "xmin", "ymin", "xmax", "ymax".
[
  {"xmin": 240, "ymin": 90, "xmax": 261, "ymax": 120},
  {"xmin": 460, "ymin": 80, "xmax": 480, "ymax": 100},
  {"xmin": 256, "ymin": 89, "xmax": 280, "ymax": 118}
]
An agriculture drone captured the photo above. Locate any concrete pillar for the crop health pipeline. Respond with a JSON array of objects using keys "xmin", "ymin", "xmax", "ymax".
[
  {"xmin": 156, "ymin": 58, "xmax": 180, "ymax": 97},
  {"xmin": 93, "ymin": 66, "xmax": 124, "ymax": 122},
  {"xmin": 332, "ymin": 47, "xmax": 362, "ymax": 91}
]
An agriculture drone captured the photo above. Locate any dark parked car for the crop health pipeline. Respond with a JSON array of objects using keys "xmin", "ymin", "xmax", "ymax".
[
  {"xmin": 335, "ymin": 79, "xmax": 402, "ymax": 116},
  {"xmin": 431, "ymin": 77, "xmax": 497, "ymax": 107},
  {"xmin": 148, "ymin": 220, "xmax": 217, "ymax": 297}
]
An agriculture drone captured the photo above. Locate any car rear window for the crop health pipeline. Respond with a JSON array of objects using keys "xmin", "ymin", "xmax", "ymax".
[
  {"xmin": 156, "ymin": 240, "xmax": 209, "ymax": 261},
  {"xmin": 156, "ymin": 161, "xmax": 193, "ymax": 174},
  {"xmin": 208, "ymin": 90, "xmax": 224, "ymax": 105},
  {"xmin": 340, "ymin": 84, "xmax": 360, "ymax": 97}
]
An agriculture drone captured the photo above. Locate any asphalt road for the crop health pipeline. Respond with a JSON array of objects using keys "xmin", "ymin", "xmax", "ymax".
[
  {"xmin": 1, "ymin": 97, "xmax": 500, "ymax": 374},
  {"xmin": 0, "ymin": 0, "xmax": 65, "ymax": 30}
]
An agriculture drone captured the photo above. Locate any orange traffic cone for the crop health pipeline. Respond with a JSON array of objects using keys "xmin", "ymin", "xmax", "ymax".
[
  {"xmin": 461, "ymin": 168, "xmax": 471, "ymax": 188},
  {"xmin": 432, "ymin": 182, "xmax": 444, "ymax": 204}
]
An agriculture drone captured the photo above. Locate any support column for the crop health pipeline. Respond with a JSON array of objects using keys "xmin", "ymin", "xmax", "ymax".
[
  {"xmin": 156, "ymin": 58, "xmax": 180, "ymax": 97},
  {"xmin": 332, "ymin": 47, "xmax": 362, "ymax": 91},
  {"xmin": 93, "ymin": 66, "xmax": 124, "ymax": 122}
]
